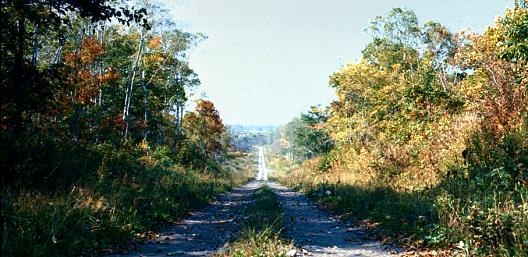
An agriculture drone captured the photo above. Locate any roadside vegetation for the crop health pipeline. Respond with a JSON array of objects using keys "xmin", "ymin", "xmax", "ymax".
[
  {"xmin": 219, "ymin": 186, "xmax": 293, "ymax": 257},
  {"xmin": 2, "ymin": 0, "xmax": 527, "ymax": 256},
  {"xmin": 2, "ymin": 147, "xmax": 253, "ymax": 257},
  {"xmin": 271, "ymin": 4, "xmax": 528, "ymax": 256},
  {"xmin": 0, "ymin": 1, "xmax": 253, "ymax": 256}
]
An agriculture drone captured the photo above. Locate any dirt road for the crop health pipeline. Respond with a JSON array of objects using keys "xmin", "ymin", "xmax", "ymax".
[
  {"xmin": 111, "ymin": 181, "xmax": 261, "ymax": 257},
  {"xmin": 268, "ymin": 181, "xmax": 398, "ymax": 257},
  {"xmin": 111, "ymin": 148, "xmax": 398, "ymax": 256}
]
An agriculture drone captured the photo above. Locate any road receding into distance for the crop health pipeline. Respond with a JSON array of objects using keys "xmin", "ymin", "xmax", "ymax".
[{"xmin": 111, "ymin": 147, "xmax": 398, "ymax": 256}]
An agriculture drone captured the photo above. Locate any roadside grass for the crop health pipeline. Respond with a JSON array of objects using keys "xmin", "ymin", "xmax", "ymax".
[
  {"xmin": 272, "ymin": 159, "xmax": 434, "ymax": 246},
  {"xmin": 218, "ymin": 186, "xmax": 293, "ymax": 257},
  {"xmin": 277, "ymin": 169, "xmax": 528, "ymax": 257},
  {"xmin": 1, "ymin": 144, "xmax": 254, "ymax": 257},
  {"xmin": 271, "ymin": 134, "xmax": 528, "ymax": 257}
]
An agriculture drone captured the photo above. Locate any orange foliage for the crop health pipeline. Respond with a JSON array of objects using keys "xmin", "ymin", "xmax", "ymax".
[
  {"xmin": 62, "ymin": 37, "xmax": 119, "ymax": 106},
  {"xmin": 184, "ymin": 100, "xmax": 226, "ymax": 155},
  {"xmin": 148, "ymin": 36, "xmax": 162, "ymax": 49},
  {"xmin": 80, "ymin": 38, "xmax": 104, "ymax": 64}
]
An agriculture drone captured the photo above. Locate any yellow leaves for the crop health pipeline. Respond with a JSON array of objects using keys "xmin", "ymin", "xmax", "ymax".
[
  {"xmin": 144, "ymin": 54, "xmax": 165, "ymax": 65},
  {"xmin": 97, "ymin": 67, "xmax": 120, "ymax": 83},
  {"xmin": 148, "ymin": 36, "xmax": 162, "ymax": 49},
  {"xmin": 323, "ymin": 5, "xmax": 527, "ymax": 194},
  {"xmin": 309, "ymin": 106, "xmax": 321, "ymax": 113},
  {"xmin": 332, "ymin": 61, "xmax": 390, "ymax": 99},
  {"xmin": 278, "ymin": 138, "xmax": 290, "ymax": 149},
  {"xmin": 137, "ymin": 139, "xmax": 150, "ymax": 151},
  {"xmin": 456, "ymin": 69, "xmax": 487, "ymax": 104},
  {"xmin": 453, "ymin": 8, "xmax": 528, "ymax": 136}
]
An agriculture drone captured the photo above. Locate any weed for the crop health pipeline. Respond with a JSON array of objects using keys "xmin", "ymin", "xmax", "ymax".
[{"xmin": 219, "ymin": 186, "xmax": 293, "ymax": 257}]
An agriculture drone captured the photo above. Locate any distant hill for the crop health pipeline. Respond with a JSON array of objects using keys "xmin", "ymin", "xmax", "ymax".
[
  {"xmin": 228, "ymin": 125, "xmax": 277, "ymax": 151},
  {"xmin": 228, "ymin": 124, "xmax": 278, "ymax": 134}
]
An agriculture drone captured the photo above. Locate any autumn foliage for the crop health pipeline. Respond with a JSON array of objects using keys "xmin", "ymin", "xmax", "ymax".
[
  {"xmin": 274, "ymin": 6, "xmax": 527, "ymax": 256},
  {"xmin": 184, "ymin": 100, "xmax": 226, "ymax": 155},
  {"xmin": 0, "ymin": 1, "xmax": 236, "ymax": 256}
]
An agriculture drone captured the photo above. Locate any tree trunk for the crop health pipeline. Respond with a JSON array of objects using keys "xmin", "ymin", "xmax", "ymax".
[
  {"xmin": 52, "ymin": 39, "xmax": 64, "ymax": 65},
  {"xmin": 31, "ymin": 25, "xmax": 40, "ymax": 67},
  {"xmin": 123, "ymin": 30, "xmax": 145, "ymax": 140},
  {"xmin": 15, "ymin": 17, "xmax": 25, "ymax": 81},
  {"xmin": 141, "ymin": 69, "xmax": 148, "ymax": 141},
  {"xmin": 96, "ymin": 26, "xmax": 105, "ymax": 144}
]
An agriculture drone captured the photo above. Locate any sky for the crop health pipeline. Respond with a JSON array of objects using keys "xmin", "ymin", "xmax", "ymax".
[{"xmin": 163, "ymin": 0, "xmax": 513, "ymax": 126}]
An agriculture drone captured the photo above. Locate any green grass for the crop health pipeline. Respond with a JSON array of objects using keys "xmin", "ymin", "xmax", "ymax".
[
  {"xmin": 218, "ymin": 186, "xmax": 293, "ymax": 257},
  {"xmin": 1, "ymin": 144, "xmax": 254, "ymax": 257}
]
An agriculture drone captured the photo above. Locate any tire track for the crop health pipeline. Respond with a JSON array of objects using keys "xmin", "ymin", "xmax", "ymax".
[
  {"xmin": 268, "ymin": 182, "xmax": 400, "ymax": 257},
  {"xmin": 111, "ymin": 181, "xmax": 262, "ymax": 257}
]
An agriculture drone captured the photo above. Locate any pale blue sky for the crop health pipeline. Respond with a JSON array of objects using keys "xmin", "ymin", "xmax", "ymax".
[{"xmin": 164, "ymin": 0, "xmax": 512, "ymax": 126}]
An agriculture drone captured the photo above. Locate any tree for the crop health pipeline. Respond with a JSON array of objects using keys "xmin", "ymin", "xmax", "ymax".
[
  {"xmin": 183, "ymin": 100, "xmax": 227, "ymax": 161},
  {"xmin": 292, "ymin": 107, "xmax": 333, "ymax": 159},
  {"xmin": 362, "ymin": 8, "xmax": 421, "ymax": 70},
  {"xmin": 0, "ymin": 0, "xmax": 210, "ymax": 184},
  {"xmin": 454, "ymin": 7, "xmax": 527, "ymax": 136},
  {"xmin": 273, "ymin": 107, "xmax": 333, "ymax": 162},
  {"xmin": 0, "ymin": 0, "xmax": 146, "ymax": 132}
]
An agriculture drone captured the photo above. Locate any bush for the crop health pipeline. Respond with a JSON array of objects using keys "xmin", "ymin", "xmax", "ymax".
[
  {"xmin": 1, "ymin": 142, "xmax": 250, "ymax": 257},
  {"xmin": 435, "ymin": 128, "xmax": 528, "ymax": 256}
]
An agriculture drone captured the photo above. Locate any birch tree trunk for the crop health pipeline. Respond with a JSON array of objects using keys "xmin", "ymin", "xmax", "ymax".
[
  {"xmin": 141, "ymin": 69, "xmax": 148, "ymax": 141},
  {"xmin": 123, "ymin": 30, "xmax": 145, "ymax": 140},
  {"xmin": 31, "ymin": 25, "xmax": 40, "ymax": 67},
  {"xmin": 96, "ymin": 26, "xmax": 105, "ymax": 144}
]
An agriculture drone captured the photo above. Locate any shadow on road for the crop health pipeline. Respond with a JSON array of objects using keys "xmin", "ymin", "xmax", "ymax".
[{"xmin": 111, "ymin": 182, "xmax": 261, "ymax": 257}]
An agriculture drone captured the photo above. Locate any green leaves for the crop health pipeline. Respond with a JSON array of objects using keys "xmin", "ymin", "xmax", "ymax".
[
  {"xmin": 499, "ymin": 8, "xmax": 528, "ymax": 62},
  {"xmin": 367, "ymin": 8, "xmax": 421, "ymax": 48},
  {"xmin": 277, "ymin": 107, "xmax": 333, "ymax": 162}
]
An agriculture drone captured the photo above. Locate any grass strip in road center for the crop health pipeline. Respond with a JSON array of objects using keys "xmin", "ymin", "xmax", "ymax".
[{"xmin": 217, "ymin": 185, "xmax": 293, "ymax": 257}]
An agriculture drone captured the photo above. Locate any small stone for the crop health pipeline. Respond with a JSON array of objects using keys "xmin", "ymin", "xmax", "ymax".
[{"xmin": 286, "ymin": 249, "xmax": 297, "ymax": 256}]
